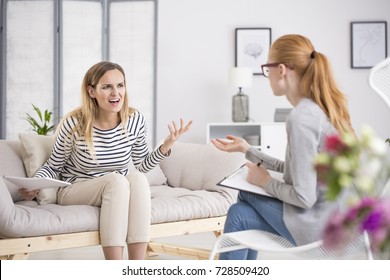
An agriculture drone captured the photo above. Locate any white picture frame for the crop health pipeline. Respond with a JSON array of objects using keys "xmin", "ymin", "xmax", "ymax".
[
  {"xmin": 351, "ymin": 21, "xmax": 388, "ymax": 69},
  {"xmin": 235, "ymin": 28, "xmax": 271, "ymax": 75}
]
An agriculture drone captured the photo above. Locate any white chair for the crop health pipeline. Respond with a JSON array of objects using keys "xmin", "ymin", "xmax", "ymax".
[
  {"xmin": 209, "ymin": 229, "xmax": 372, "ymax": 260},
  {"xmin": 369, "ymin": 56, "xmax": 390, "ymax": 110},
  {"xmin": 380, "ymin": 178, "xmax": 390, "ymax": 199}
]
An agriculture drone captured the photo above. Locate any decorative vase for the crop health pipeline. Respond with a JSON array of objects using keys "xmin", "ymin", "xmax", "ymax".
[{"xmin": 232, "ymin": 92, "xmax": 249, "ymax": 122}]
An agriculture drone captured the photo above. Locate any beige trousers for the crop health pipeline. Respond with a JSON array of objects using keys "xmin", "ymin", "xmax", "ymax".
[{"xmin": 57, "ymin": 171, "xmax": 150, "ymax": 247}]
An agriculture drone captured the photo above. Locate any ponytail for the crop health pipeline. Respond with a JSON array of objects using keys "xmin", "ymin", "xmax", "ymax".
[{"xmin": 301, "ymin": 51, "xmax": 354, "ymax": 135}]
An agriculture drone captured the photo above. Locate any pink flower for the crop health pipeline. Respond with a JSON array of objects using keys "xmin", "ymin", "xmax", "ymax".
[{"xmin": 324, "ymin": 134, "xmax": 349, "ymax": 154}]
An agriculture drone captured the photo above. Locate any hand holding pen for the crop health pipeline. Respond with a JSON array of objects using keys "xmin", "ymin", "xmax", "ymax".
[{"xmin": 245, "ymin": 160, "xmax": 271, "ymax": 188}]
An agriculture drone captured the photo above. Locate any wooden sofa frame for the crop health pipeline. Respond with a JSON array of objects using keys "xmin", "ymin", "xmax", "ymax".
[{"xmin": 0, "ymin": 216, "xmax": 225, "ymax": 260}]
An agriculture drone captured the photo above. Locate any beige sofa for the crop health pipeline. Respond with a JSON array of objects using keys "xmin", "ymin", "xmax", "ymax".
[{"xmin": 0, "ymin": 134, "xmax": 246, "ymax": 260}]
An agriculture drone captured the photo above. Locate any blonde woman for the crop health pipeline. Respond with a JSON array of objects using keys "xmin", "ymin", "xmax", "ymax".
[
  {"xmin": 212, "ymin": 34, "xmax": 354, "ymax": 260},
  {"xmin": 21, "ymin": 61, "xmax": 192, "ymax": 260}
]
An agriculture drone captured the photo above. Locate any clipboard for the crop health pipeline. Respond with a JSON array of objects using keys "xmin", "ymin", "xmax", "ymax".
[
  {"xmin": 3, "ymin": 176, "xmax": 71, "ymax": 191},
  {"xmin": 218, "ymin": 164, "xmax": 283, "ymax": 197}
]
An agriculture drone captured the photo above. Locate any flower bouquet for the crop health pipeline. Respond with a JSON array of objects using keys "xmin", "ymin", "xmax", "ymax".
[{"xmin": 314, "ymin": 126, "xmax": 390, "ymax": 258}]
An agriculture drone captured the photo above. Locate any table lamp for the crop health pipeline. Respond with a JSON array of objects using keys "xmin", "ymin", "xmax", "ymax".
[{"xmin": 229, "ymin": 67, "xmax": 253, "ymax": 122}]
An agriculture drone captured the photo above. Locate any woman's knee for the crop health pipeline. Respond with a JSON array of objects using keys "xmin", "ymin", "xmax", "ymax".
[
  {"xmin": 227, "ymin": 202, "xmax": 251, "ymax": 219},
  {"xmin": 126, "ymin": 171, "xmax": 150, "ymax": 191},
  {"xmin": 103, "ymin": 173, "xmax": 130, "ymax": 197},
  {"xmin": 225, "ymin": 201, "xmax": 265, "ymax": 233},
  {"xmin": 225, "ymin": 203, "xmax": 248, "ymax": 233}
]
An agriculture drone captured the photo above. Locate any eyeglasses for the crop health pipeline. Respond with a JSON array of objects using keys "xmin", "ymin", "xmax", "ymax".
[{"xmin": 261, "ymin": 63, "xmax": 294, "ymax": 77}]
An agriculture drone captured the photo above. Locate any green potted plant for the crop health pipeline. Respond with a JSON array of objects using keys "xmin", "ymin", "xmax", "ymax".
[{"xmin": 26, "ymin": 104, "xmax": 54, "ymax": 135}]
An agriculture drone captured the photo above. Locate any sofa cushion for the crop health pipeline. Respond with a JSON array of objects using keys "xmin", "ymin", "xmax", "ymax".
[
  {"xmin": 150, "ymin": 184, "xmax": 235, "ymax": 224},
  {"xmin": 0, "ymin": 177, "xmax": 99, "ymax": 238},
  {"xmin": 18, "ymin": 133, "xmax": 57, "ymax": 205},
  {"xmin": 159, "ymin": 142, "xmax": 246, "ymax": 192},
  {"xmin": 0, "ymin": 140, "xmax": 27, "ymax": 202}
]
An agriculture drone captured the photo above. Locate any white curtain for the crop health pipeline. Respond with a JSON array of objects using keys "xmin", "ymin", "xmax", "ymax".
[
  {"xmin": 6, "ymin": 0, "xmax": 54, "ymax": 139},
  {"xmin": 62, "ymin": 0, "xmax": 102, "ymax": 116}
]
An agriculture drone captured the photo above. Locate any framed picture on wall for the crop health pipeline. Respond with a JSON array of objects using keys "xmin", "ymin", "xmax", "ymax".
[
  {"xmin": 235, "ymin": 28, "xmax": 271, "ymax": 75},
  {"xmin": 351, "ymin": 21, "xmax": 387, "ymax": 69}
]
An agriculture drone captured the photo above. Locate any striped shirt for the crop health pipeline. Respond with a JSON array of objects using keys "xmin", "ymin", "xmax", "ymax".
[{"xmin": 35, "ymin": 111, "xmax": 165, "ymax": 183}]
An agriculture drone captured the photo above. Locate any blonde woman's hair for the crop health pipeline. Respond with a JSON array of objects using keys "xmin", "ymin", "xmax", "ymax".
[
  {"xmin": 57, "ymin": 61, "xmax": 136, "ymax": 157},
  {"xmin": 269, "ymin": 34, "xmax": 354, "ymax": 135}
]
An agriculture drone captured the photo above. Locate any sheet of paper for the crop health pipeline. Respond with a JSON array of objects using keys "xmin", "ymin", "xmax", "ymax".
[
  {"xmin": 218, "ymin": 165, "xmax": 284, "ymax": 197},
  {"xmin": 3, "ymin": 176, "xmax": 71, "ymax": 190}
]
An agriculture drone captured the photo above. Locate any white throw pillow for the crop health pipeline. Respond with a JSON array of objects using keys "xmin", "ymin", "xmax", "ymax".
[{"xmin": 18, "ymin": 133, "xmax": 57, "ymax": 205}]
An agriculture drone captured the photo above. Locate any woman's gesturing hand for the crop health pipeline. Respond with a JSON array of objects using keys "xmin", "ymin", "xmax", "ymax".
[
  {"xmin": 210, "ymin": 135, "xmax": 251, "ymax": 154},
  {"xmin": 160, "ymin": 119, "xmax": 192, "ymax": 155}
]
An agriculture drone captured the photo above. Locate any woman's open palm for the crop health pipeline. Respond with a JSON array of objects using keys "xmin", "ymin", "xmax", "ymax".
[{"xmin": 160, "ymin": 119, "xmax": 192, "ymax": 154}]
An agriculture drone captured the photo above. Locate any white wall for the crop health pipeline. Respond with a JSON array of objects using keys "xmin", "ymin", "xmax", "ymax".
[{"xmin": 156, "ymin": 0, "xmax": 390, "ymax": 144}]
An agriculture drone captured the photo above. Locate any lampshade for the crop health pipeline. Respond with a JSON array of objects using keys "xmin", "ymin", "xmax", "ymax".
[{"xmin": 229, "ymin": 67, "xmax": 253, "ymax": 88}]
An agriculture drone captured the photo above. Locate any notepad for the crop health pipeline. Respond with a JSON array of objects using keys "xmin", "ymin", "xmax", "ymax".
[
  {"xmin": 217, "ymin": 165, "xmax": 283, "ymax": 197},
  {"xmin": 3, "ymin": 176, "xmax": 71, "ymax": 191}
]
